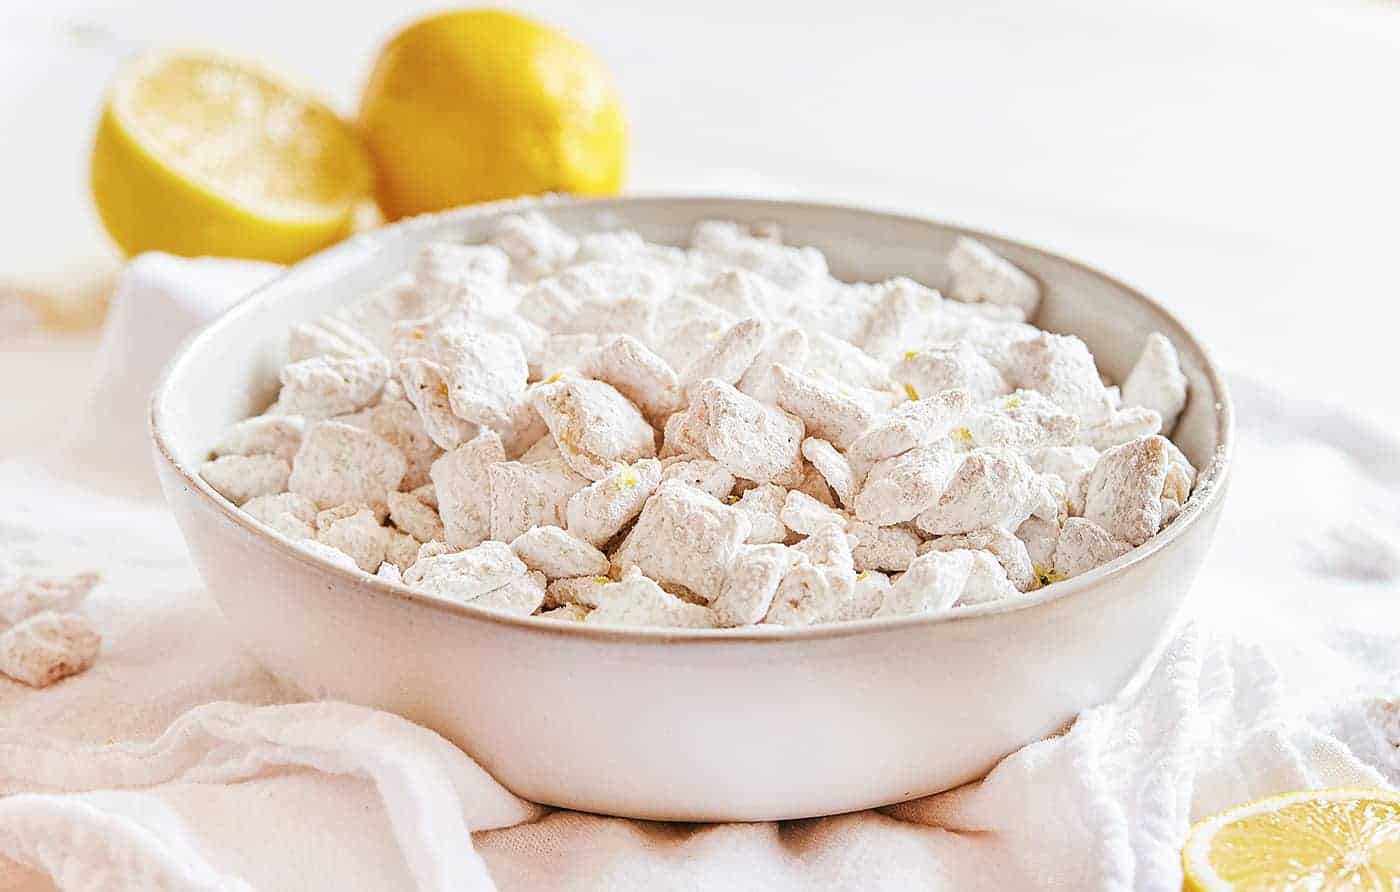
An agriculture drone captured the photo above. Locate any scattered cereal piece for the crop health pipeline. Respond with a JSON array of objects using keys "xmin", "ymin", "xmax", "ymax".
[
  {"xmin": 736, "ymin": 324, "xmax": 809, "ymax": 404},
  {"xmin": 537, "ymin": 603, "xmax": 591, "ymax": 622},
  {"xmin": 1007, "ymin": 333, "xmax": 1114, "ymax": 426},
  {"xmin": 680, "ymin": 317, "xmax": 769, "ymax": 395},
  {"xmin": 965, "ymin": 389, "xmax": 1079, "ymax": 451},
  {"xmin": 1014, "ymin": 515, "xmax": 1063, "ymax": 572},
  {"xmin": 0, "ymin": 612, "xmax": 100, "ymax": 688},
  {"xmin": 920, "ymin": 527, "xmax": 1037, "ymax": 592},
  {"xmin": 846, "ymin": 388, "xmax": 972, "ymax": 467},
  {"xmin": 376, "ymin": 561, "xmax": 404, "ymax": 584},
  {"xmin": 1078, "ymin": 406, "xmax": 1162, "ymax": 451},
  {"xmin": 384, "ymin": 529, "xmax": 422, "ymax": 571},
  {"xmin": 544, "ymin": 575, "xmax": 612, "ymax": 610},
  {"xmin": 875, "ymin": 549, "xmax": 978, "ymax": 617},
  {"xmin": 367, "ymin": 399, "xmax": 442, "ymax": 490},
  {"xmin": 0, "ymin": 572, "xmax": 100, "ymax": 626},
  {"xmin": 288, "ymin": 317, "xmax": 383, "ymax": 363},
  {"xmin": 398, "ymin": 358, "xmax": 479, "ymax": 451},
  {"xmin": 490, "ymin": 211, "xmax": 579, "ymax": 281},
  {"xmin": 315, "ymin": 506, "xmax": 387, "ymax": 573},
  {"xmin": 293, "ymin": 538, "xmax": 361, "ymax": 572},
  {"xmin": 660, "ymin": 458, "xmax": 738, "ymax": 500},
  {"xmin": 764, "ymin": 524, "xmax": 858, "ymax": 625}
]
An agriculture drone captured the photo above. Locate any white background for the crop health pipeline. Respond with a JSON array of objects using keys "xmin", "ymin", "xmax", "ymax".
[{"xmin": 3, "ymin": 0, "xmax": 1399, "ymax": 428}]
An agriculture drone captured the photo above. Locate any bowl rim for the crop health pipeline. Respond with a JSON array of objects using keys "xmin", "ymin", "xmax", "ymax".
[{"xmin": 151, "ymin": 194, "xmax": 1235, "ymax": 645}]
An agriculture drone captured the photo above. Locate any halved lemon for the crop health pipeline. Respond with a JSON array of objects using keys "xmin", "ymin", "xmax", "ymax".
[
  {"xmin": 1182, "ymin": 788, "xmax": 1400, "ymax": 890},
  {"xmin": 90, "ymin": 50, "xmax": 372, "ymax": 262}
]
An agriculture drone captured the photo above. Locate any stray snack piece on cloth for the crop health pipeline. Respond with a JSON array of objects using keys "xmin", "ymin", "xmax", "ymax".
[
  {"xmin": 206, "ymin": 217, "xmax": 1198, "ymax": 628},
  {"xmin": 0, "ymin": 571, "xmax": 100, "ymax": 626},
  {"xmin": 0, "ymin": 611, "xmax": 101, "ymax": 688}
]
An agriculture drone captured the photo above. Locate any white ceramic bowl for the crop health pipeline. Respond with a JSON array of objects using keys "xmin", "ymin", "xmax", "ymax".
[{"xmin": 152, "ymin": 196, "xmax": 1233, "ymax": 821}]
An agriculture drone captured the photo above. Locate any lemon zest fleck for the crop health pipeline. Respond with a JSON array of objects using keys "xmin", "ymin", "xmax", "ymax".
[
  {"xmin": 903, "ymin": 383, "xmax": 920, "ymax": 401},
  {"xmin": 903, "ymin": 349, "xmax": 920, "ymax": 359}
]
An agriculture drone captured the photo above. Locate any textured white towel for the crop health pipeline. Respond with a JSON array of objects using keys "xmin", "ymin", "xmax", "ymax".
[{"xmin": 0, "ymin": 255, "xmax": 1396, "ymax": 891}]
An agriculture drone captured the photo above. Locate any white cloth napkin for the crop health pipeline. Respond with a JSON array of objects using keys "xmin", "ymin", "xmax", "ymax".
[{"xmin": 0, "ymin": 255, "xmax": 1397, "ymax": 891}]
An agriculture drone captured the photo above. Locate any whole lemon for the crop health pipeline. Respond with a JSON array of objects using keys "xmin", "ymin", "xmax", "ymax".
[{"xmin": 359, "ymin": 9, "xmax": 628, "ymax": 219}]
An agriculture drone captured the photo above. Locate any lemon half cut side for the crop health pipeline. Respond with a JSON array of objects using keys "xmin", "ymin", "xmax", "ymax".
[
  {"xmin": 91, "ymin": 50, "xmax": 372, "ymax": 263},
  {"xmin": 1182, "ymin": 788, "xmax": 1400, "ymax": 891}
]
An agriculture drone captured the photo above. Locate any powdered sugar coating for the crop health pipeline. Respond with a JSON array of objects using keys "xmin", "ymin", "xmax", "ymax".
[{"xmin": 206, "ymin": 216, "xmax": 1198, "ymax": 626}]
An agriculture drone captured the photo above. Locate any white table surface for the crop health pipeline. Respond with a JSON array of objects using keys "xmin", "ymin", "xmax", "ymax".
[{"xmin": 3, "ymin": 0, "xmax": 1398, "ymax": 429}]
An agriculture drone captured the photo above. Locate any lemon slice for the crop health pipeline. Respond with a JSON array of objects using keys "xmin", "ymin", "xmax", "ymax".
[
  {"xmin": 1182, "ymin": 788, "xmax": 1400, "ymax": 891},
  {"xmin": 91, "ymin": 51, "xmax": 372, "ymax": 263}
]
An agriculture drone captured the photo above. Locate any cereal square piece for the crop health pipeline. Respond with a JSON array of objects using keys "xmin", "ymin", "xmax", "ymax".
[
  {"xmin": 528, "ymin": 377, "xmax": 657, "ymax": 481},
  {"xmin": 399, "ymin": 358, "xmax": 479, "ymax": 451},
  {"xmin": 578, "ymin": 335, "xmax": 684, "ymax": 425},
  {"xmin": 403, "ymin": 541, "xmax": 526, "ymax": 602},
  {"xmin": 764, "ymin": 525, "xmax": 857, "ymax": 626},
  {"xmin": 585, "ymin": 568, "xmax": 717, "ymax": 629},
  {"xmin": 893, "ymin": 342, "xmax": 1009, "ymax": 403},
  {"xmin": 1083, "ymin": 435, "xmax": 1172, "ymax": 546},
  {"xmin": 801, "ymin": 438, "xmax": 856, "ymax": 507},
  {"xmin": 772, "ymin": 364, "xmax": 874, "ymax": 451},
  {"xmin": 201, "ymin": 454, "xmax": 291, "ymax": 506},
  {"xmin": 488, "ymin": 459, "xmax": 589, "ymax": 542},
  {"xmin": 430, "ymin": 430, "xmax": 506, "ymax": 549},
  {"xmin": 613, "ymin": 481, "xmax": 751, "ymax": 602},
  {"xmin": 846, "ymin": 389, "xmax": 971, "ymax": 468},
  {"xmin": 946, "ymin": 236, "xmax": 1040, "ymax": 318},
  {"xmin": 386, "ymin": 490, "xmax": 445, "ymax": 544},
  {"xmin": 474, "ymin": 570, "xmax": 547, "ymax": 616},
  {"xmin": 683, "ymin": 379, "xmax": 805, "ymax": 486},
  {"xmin": 849, "ymin": 521, "xmax": 919, "ymax": 573},
  {"xmin": 920, "ymin": 527, "xmax": 1036, "ymax": 592},
  {"xmin": 1053, "ymin": 517, "xmax": 1134, "ymax": 578},
  {"xmin": 276, "ymin": 355, "xmax": 390, "ymax": 420},
  {"xmin": 565, "ymin": 458, "xmax": 663, "ymax": 548},
  {"xmin": 914, "ymin": 448, "xmax": 1052, "ymax": 536},
  {"xmin": 1007, "ymin": 333, "xmax": 1113, "ymax": 426},
  {"xmin": 289, "ymin": 421, "xmax": 406, "ymax": 512},
  {"xmin": 510, "ymin": 526, "xmax": 610, "ymax": 579},
  {"xmin": 0, "ymin": 612, "xmax": 100, "ymax": 688},
  {"xmin": 660, "ymin": 458, "xmax": 737, "ymax": 500},
  {"xmin": 853, "ymin": 444, "xmax": 961, "ymax": 526},
  {"xmin": 1121, "ymin": 332, "xmax": 1188, "ymax": 433},
  {"xmin": 875, "ymin": 550, "xmax": 977, "ymax": 617},
  {"xmin": 712, "ymin": 543, "xmax": 793, "ymax": 627},
  {"xmin": 212, "ymin": 415, "xmax": 305, "ymax": 463}
]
